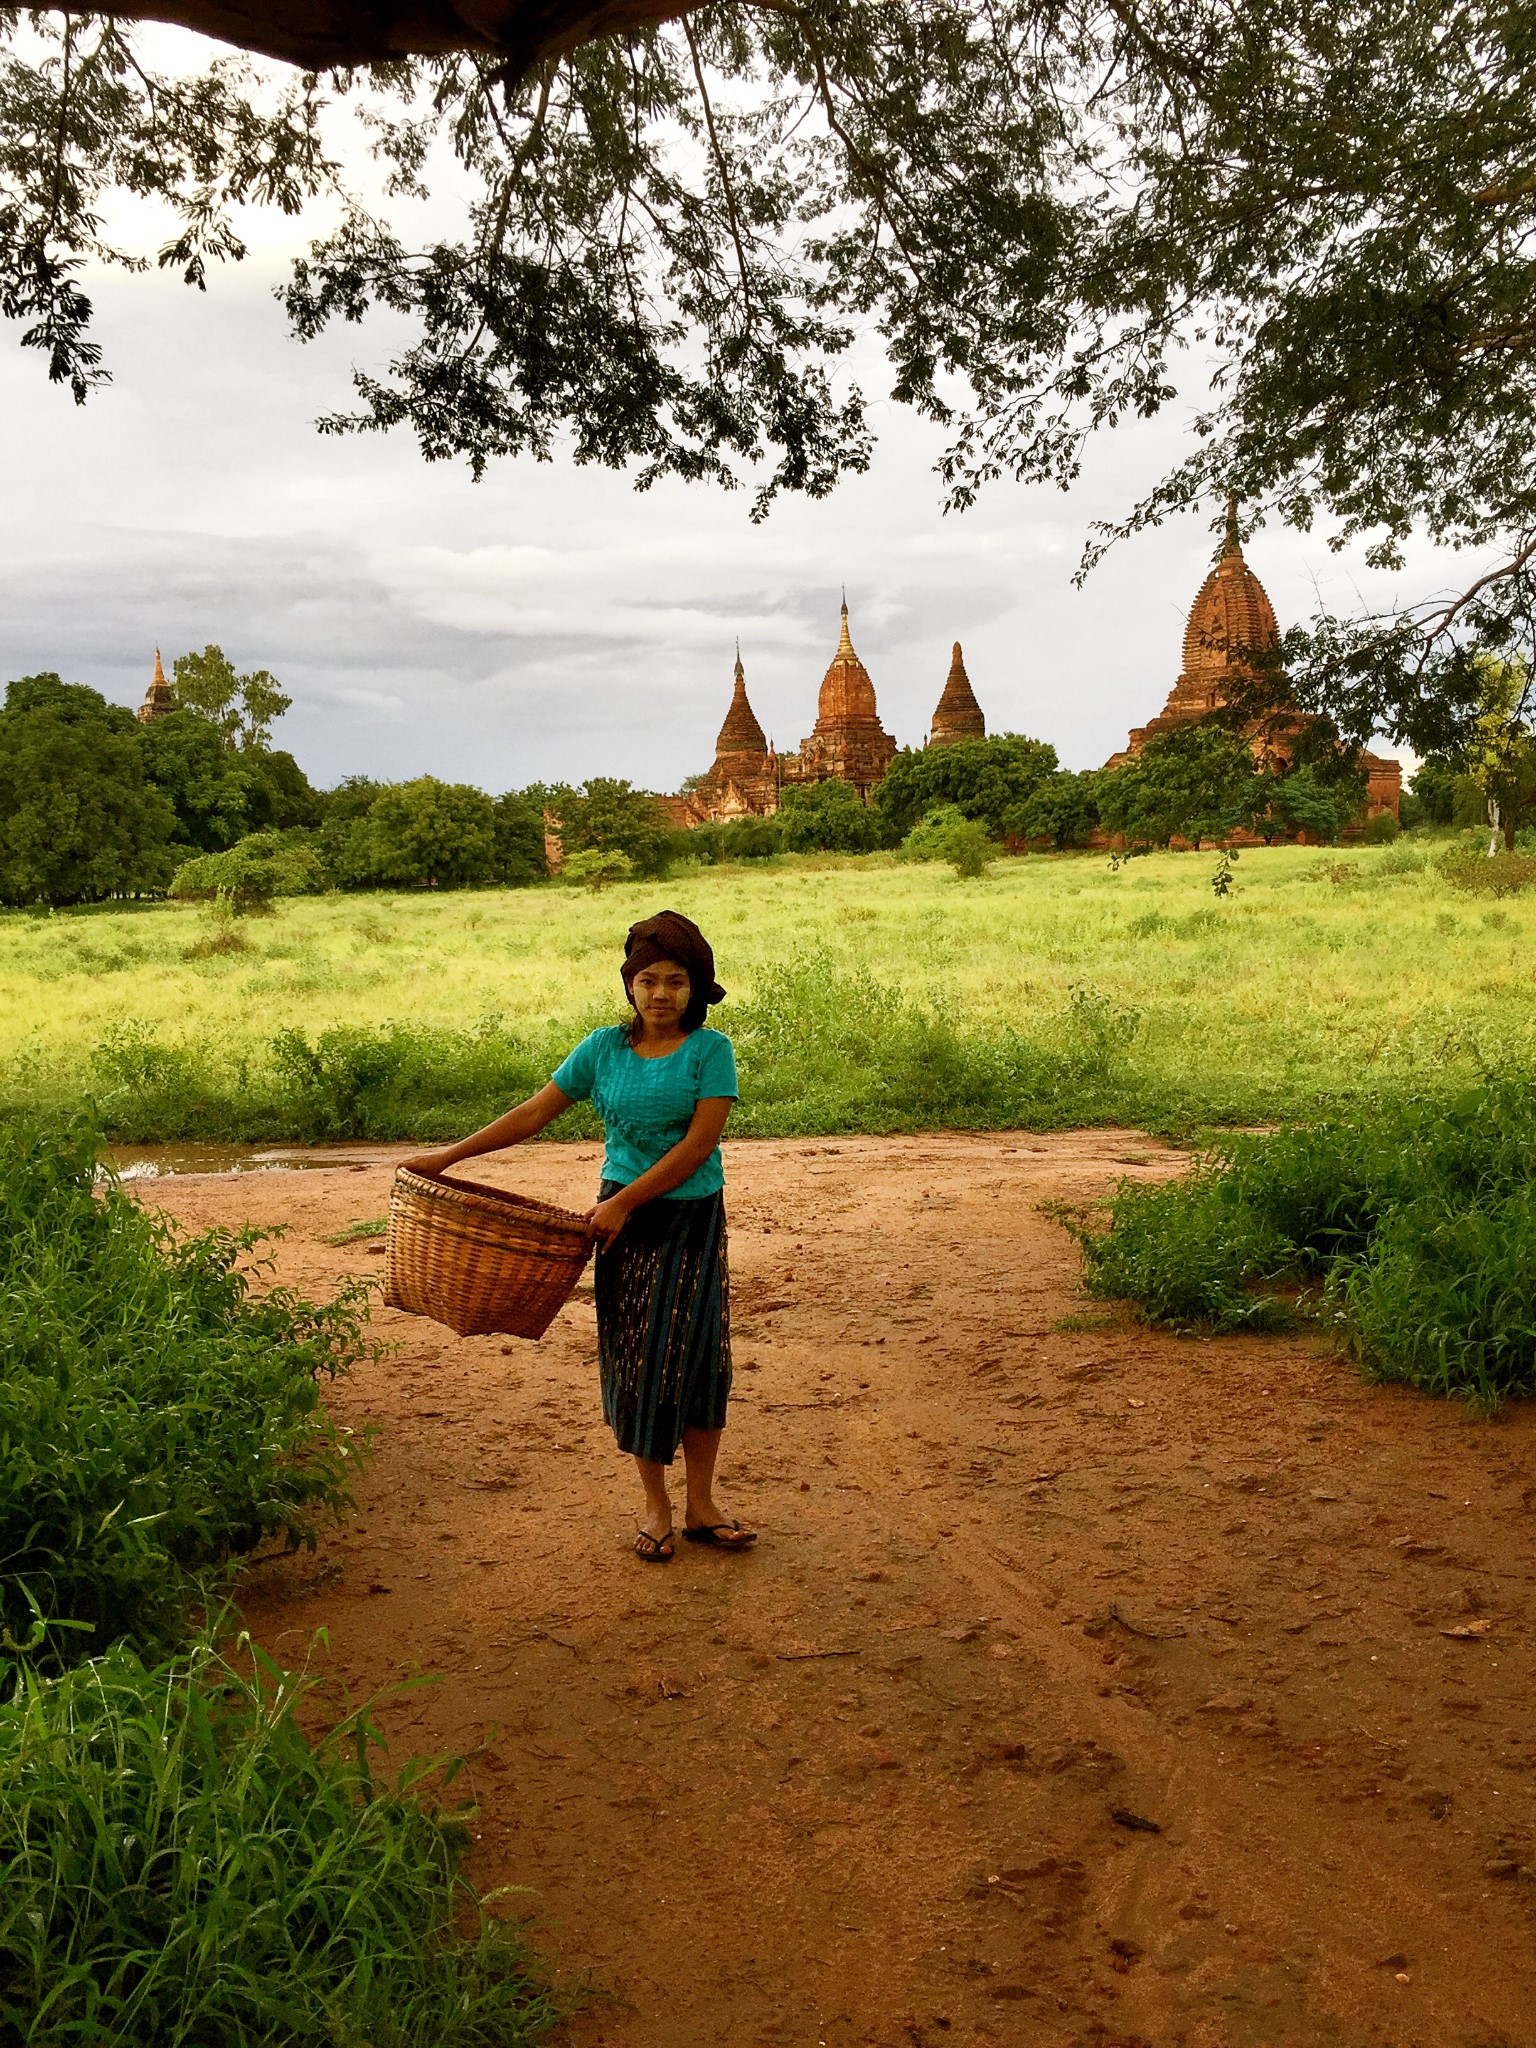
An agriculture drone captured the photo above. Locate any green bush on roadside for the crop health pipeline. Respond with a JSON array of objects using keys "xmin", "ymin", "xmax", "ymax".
[
  {"xmin": 0, "ymin": 1119, "xmax": 559, "ymax": 2047},
  {"xmin": 0, "ymin": 1115, "xmax": 368, "ymax": 1666},
  {"xmin": 1070, "ymin": 1081, "xmax": 1536, "ymax": 1403}
]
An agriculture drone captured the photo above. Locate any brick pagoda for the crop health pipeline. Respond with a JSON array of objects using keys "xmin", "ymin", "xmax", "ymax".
[
  {"xmin": 1108, "ymin": 505, "xmax": 1401, "ymax": 823},
  {"xmin": 780, "ymin": 600, "xmax": 896, "ymax": 799},
  {"xmin": 136, "ymin": 648, "xmax": 176, "ymax": 723},
  {"xmin": 927, "ymin": 642, "xmax": 985, "ymax": 747},
  {"xmin": 670, "ymin": 648, "xmax": 780, "ymax": 826}
]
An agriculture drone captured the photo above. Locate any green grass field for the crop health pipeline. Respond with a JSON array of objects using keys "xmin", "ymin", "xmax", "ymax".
[{"xmin": 2, "ymin": 840, "xmax": 1529, "ymax": 1140}]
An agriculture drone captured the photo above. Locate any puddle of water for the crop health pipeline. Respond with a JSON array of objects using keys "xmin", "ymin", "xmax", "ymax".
[{"xmin": 107, "ymin": 1143, "xmax": 409, "ymax": 1180}]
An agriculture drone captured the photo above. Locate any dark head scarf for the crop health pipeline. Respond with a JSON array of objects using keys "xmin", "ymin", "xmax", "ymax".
[{"xmin": 621, "ymin": 910, "xmax": 725, "ymax": 1033}]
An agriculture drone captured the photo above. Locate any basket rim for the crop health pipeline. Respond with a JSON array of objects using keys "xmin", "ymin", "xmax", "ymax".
[{"xmin": 392, "ymin": 1165, "xmax": 591, "ymax": 1234}]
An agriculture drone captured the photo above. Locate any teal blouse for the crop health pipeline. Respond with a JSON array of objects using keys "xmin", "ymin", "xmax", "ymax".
[{"xmin": 552, "ymin": 1024, "xmax": 738, "ymax": 1200}]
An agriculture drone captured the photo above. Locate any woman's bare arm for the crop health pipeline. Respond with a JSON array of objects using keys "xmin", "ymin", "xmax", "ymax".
[
  {"xmin": 585, "ymin": 1096, "xmax": 734, "ymax": 1246},
  {"xmin": 399, "ymin": 1081, "xmax": 574, "ymax": 1176}
]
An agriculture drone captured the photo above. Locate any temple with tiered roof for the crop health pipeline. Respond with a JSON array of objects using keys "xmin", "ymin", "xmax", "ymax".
[
  {"xmin": 675, "ymin": 598, "xmax": 926, "ymax": 825},
  {"xmin": 677, "ymin": 647, "xmax": 780, "ymax": 823}
]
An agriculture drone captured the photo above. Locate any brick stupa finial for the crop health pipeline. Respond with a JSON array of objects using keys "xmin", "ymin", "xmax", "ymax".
[
  {"xmin": 136, "ymin": 648, "xmax": 176, "ymax": 724},
  {"xmin": 928, "ymin": 641, "xmax": 986, "ymax": 747}
]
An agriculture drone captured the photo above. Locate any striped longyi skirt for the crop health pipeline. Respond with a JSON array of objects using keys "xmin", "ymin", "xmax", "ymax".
[{"xmin": 593, "ymin": 1182, "xmax": 732, "ymax": 1463}]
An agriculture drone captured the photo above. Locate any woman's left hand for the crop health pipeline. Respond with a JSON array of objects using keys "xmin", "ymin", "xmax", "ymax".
[{"xmin": 585, "ymin": 1193, "xmax": 634, "ymax": 1249}]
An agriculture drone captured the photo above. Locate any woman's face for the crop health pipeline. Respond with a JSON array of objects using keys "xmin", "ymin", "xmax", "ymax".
[{"xmin": 629, "ymin": 959, "xmax": 692, "ymax": 1031}]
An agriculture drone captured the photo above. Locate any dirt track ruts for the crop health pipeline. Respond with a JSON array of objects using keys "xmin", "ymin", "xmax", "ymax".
[{"xmin": 143, "ymin": 1131, "xmax": 1536, "ymax": 2048}]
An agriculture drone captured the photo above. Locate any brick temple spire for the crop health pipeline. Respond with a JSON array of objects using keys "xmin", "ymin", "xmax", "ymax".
[
  {"xmin": 136, "ymin": 648, "xmax": 176, "ymax": 723},
  {"xmin": 714, "ymin": 644, "xmax": 769, "ymax": 759},
  {"xmin": 782, "ymin": 596, "xmax": 896, "ymax": 799},
  {"xmin": 927, "ymin": 641, "xmax": 986, "ymax": 746}
]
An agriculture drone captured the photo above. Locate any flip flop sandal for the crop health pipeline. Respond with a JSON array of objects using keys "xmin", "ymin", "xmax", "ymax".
[
  {"xmin": 683, "ymin": 1521, "xmax": 758, "ymax": 1549},
  {"xmin": 634, "ymin": 1528, "xmax": 675, "ymax": 1562}
]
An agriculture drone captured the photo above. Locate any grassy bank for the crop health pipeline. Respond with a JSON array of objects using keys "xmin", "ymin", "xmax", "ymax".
[
  {"xmin": 1071, "ymin": 1079, "xmax": 1536, "ymax": 1405},
  {"xmin": 4, "ymin": 841, "xmax": 1532, "ymax": 1140},
  {"xmin": 0, "ymin": 1118, "xmax": 558, "ymax": 2045}
]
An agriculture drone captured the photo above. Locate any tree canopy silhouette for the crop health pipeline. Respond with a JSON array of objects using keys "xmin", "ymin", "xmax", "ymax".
[{"xmin": 9, "ymin": 1, "xmax": 1536, "ymax": 749}]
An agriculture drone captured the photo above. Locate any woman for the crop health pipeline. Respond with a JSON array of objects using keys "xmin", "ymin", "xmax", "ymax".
[{"xmin": 402, "ymin": 909, "xmax": 754, "ymax": 1563}]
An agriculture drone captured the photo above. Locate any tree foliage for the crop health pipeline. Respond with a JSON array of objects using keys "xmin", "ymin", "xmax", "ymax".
[
  {"xmin": 137, "ymin": 711, "xmax": 253, "ymax": 852},
  {"xmin": 874, "ymin": 734, "xmax": 1059, "ymax": 839},
  {"xmin": 0, "ymin": 675, "xmax": 177, "ymax": 905},
  {"xmin": 10, "ymin": 0, "xmax": 1536, "ymax": 744},
  {"xmin": 1458, "ymin": 655, "xmax": 1536, "ymax": 852},
  {"xmin": 1098, "ymin": 721, "xmax": 1367, "ymax": 849},
  {"xmin": 350, "ymin": 776, "xmax": 501, "ymax": 886},
  {"xmin": 1096, "ymin": 724, "xmax": 1261, "ymax": 851},
  {"xmin": 171, "ymin": 645, "xmax": 293, "ymax": 751},
  {"xmin": 492, "ymin": 789, "xmax": 549, "ymax": 885},
  {"xmin": 776, "ymin": 777, "xmax": 889, "ymax": 853},
  {"xmin": 548, "ymin": 778, "xmax": 674, "ymax": 874}
]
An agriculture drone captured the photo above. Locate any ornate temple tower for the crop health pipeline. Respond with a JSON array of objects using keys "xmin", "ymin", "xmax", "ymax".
[
  {"xmin": 669, "ymin": 648, "xmax": 780, "ymax": 825},
  {"xmin": 136, "ymin": 648, "xmax": 176, "ymax": 723},
  {"xmin": 703, "ymin": 649, "xmax": 779, "ymax": 818},
  {"xmin": 782, "ymin": 600, "xmax": 896, "ymax": 798},
  {"xmin": 927, "ymin": 642, "xmax": 986, "ymax": 746},
  {"xmin": 1106, "ymin": 501, "xmax": 1400, "ymax": 820},
  {"xmin": 1123, "ymin": 501, "xmax": 1278, "ymax": 752}
]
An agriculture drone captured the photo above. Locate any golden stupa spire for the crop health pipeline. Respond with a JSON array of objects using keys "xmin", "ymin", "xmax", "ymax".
[
  {"xmin": 153, "ymin": 647, "xmax": 167, "ymax": 686},
  {"xmin": 835, "ymin": 592, "xmax": 856, "ymax": 659}
]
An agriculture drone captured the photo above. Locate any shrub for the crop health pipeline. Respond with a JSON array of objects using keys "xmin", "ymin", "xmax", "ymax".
[
  {"xmin": 0, "ymin": 1632, "xmax": 558, "ymax": 2048},
  {"xmin": 0, "ymin": 1115, "xmax": 368, "ymax": 1664},
  {"xmin": 899, "ymin": 804, "xmax": 997, "ymax": 877},
  {"xmin": 1071, "ymin": 1082, "xmax": 1536, "ymax": 1402},
  {"xmin": 1376, "ymin": 844, "xmax": 1427, "ymax": 875},
  {"xmin": 686, "ymin": 816, "xmax": 785, "ymax": 862},
  {"xmin": 1439, "ymin": 847, "xmax": 1536, "ymax": 895},
  {"xmin": 171, "ymin": 831, "xmax": 328, "ymax": 911},
  {"xmin": 561, "ymin": 848, "xmax": 634, "ymax": 889},
  {"xmin": 1357, "ymin": 810, "xmax": 1401, "ymax": 844}
]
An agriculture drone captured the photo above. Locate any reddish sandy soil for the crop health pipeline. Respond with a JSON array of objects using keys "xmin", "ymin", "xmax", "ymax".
[{"xmin": 142, "ymin": 1132, "xmax": 1536, "ymax": 2048}]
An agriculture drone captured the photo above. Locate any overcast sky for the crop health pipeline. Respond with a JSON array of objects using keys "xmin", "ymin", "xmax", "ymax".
[{"xmin": 2, "ymin": 41, "xmax": 1439, "ymax": 795}]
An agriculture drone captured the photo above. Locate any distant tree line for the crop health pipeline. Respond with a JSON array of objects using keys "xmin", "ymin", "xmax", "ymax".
[{"xmin": 0, "ymin": 654, "xmax": 1426, "ymax": 910}]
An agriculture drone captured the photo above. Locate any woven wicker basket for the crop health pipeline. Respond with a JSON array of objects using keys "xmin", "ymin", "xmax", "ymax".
[{"xmin": 384, "ymin": 1168, "xmax": 593, "ymax": 1339}]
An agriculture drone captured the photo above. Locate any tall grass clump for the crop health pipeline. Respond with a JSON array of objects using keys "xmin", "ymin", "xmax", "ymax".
[
  {"xmin": 0, "ymin": 1115, "xmax": 368, "ymax": 1666},
  {"xmin": 1071, "ymin": 1080, "xmax": 1536, "ymax": 1402},
  {"xmin": 0, "ymin": 1119, "xmax": 559, "ymax": 2046},
  {"xmin": 0, "ymin": 1633, "xmax": 559, "ymax": 2048}
]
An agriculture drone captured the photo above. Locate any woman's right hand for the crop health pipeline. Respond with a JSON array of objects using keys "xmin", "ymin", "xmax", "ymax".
[{"xmin": 398, "ymin": 1147, "xmax": 460, "ymax": 1177}]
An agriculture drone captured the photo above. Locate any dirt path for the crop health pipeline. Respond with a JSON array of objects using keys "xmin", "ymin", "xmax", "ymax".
[{"xmin": 144, "ymin": 1133, "xmax": 1536, "ymax": 2048}]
